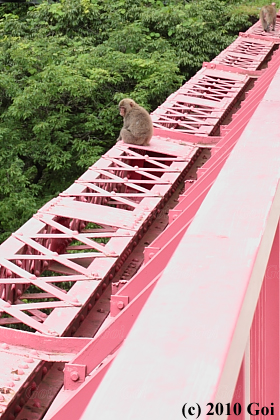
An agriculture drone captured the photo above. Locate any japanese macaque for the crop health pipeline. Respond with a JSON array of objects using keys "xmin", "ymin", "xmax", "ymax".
[
  {"xmin": 260, "ymin": 3, "xmax": 277, "ymax": 32},
  {"xmin": 117, "ymin": 98, "xmax": 153, "ymax": 146}
]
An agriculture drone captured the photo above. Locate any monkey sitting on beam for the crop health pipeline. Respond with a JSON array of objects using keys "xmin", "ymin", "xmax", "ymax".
[
  {"xmin": 260, "ymin": 2, "xmax": 277, "ymax": 32},
  {"xmin": 117, "ymin": 98, "xmax": 153, "ymax": 146}
]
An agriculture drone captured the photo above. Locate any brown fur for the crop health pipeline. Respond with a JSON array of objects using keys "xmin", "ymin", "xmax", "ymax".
[
  {"xmin": 117, "ymin": 98, "xmax": 153, "ymax": 146},
  {"xmin": 260, "ymin": 3, "xmax": 277, "ymax": 32}
]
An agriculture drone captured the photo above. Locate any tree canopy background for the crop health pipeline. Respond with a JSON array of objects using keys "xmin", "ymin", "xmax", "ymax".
[{"xmin": 0, "ymin": 0, "xmax": 264, "ymax": 241}]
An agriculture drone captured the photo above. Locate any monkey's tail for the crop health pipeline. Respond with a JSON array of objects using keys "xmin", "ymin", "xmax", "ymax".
[{"xmin": 260, "ymin": 9, "xmax": 266, "ymax": 30}]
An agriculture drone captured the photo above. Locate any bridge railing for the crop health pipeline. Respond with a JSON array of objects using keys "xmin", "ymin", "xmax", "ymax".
[{"xmin": 78, "ymin": 52, "xmax": 280, "ymax": 420}]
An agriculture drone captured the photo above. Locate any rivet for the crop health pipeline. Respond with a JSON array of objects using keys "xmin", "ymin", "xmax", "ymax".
[
  {"xmin": 70, "ymin": 371, "xmax": 80, "ymax": 382},
  {"xmin": 117, "ymin": 301, "xmax": 125, "ymax": 310},
  {"xmin": 33, "ymin": 399, "xmax": 41, "ymax": 408},
  {"xmin": 24, "ymin": 357, "xmax": 34, "ymax": 363},
  {"xmin": 2, "ymin": 343, "xmax": 9, "ymax": 349},
  {"xmin": 18, "ymin": 364, "xmax": 28, "ymax": 369},
  {"xmin": 14, "ymin": 405, "xmax": 21, "ymax": 414},
  {"xmin": 5, "ymin": 381, "xmax": 15, "ymax": 387}
]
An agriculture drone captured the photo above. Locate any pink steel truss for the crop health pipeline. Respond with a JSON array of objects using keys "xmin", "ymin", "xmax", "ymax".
[
  {"xmin": 0, "ymin": 12, "xmax": 280, "ymax": 420},
  {"xmin": 80, "ymin": 68, "xmax": 280, "ymax": 419},
  {"xmin": 211, "ymin": 36, "xmax": 274, "ymax": 71},
  {"xmin": 246, "ymin": 10, "xmax": 280, "ymax": 41},
  {"xmin": 151, "ymin": 68, "xmax": 250, "ymax": 136}
]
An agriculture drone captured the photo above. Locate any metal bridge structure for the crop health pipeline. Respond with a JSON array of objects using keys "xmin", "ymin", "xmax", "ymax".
[{"xmin": 0, "ymin": 13, "xmax": 280, "ymax": 420}]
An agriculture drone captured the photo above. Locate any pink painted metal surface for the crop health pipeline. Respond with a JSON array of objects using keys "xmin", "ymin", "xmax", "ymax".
[
  {"xmin": 228, "ymin": 358, "xmax": 246, "ymax": 420},
  {"xmin": 0, "ymin": 14, "xmax": 279, "ymax": 420},
  {"xmin": 44, "ymin": 32, "xmax": 280, "ymax": 420},
  {"xmin": 0, "ymin": 139, "xmax": 199, "ymax": 419},
  {"xmin": 151, "ymin": 68, "xmax": 250, "ymax": 135},
  {"xmin": 0, "ymin": 140, "xmax": 195, "ymax": 331},
  {"xmin": 246, "ymin": 12, "xmax": 280, "ymax": 41},
  {"xmin": 211, "ymin": 36, "xmax": 274, "ymax": 71},
  {"xmin": 144, "ymin": 47, "xmax": 280, "ymax": 261},
  {"xmin": 250, "ymin": 223, "xmax": 280, "ymax": 419},
  {"xmin": 80, "ymin": 60, "xmax": 280, "ymax": 420}
]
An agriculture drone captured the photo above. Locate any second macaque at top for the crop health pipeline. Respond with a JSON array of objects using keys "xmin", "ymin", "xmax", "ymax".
[
  {"xmin": 260, "ymin": 2, "xmax": 277, "ymax": 32},
  {"xmin": 117, "ymin": 98, "xmax": 153, "ymax": 146}
]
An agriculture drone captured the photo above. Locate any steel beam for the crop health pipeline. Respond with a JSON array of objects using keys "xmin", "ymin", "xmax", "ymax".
[{"xmin": 80, "ymin": 61, "xmax": 280, "ymax": 420}]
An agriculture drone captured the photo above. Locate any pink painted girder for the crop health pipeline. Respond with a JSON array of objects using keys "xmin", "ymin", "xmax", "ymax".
[
  {"xmin": 80, "ymin": 54, "xmax": 280, "ymax": 420},
  {"xmin": 45, "ymin": 26, "xmax": 280, "ymax": 420},
  {"xmin": 151, "ymin": 68, "xmax": 250, "ymax": 136}
]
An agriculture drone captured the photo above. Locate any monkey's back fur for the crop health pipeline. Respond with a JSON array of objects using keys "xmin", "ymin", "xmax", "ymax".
[
  {"xmin": 260, "ymin": 3, "xmax": 277, "ymax": 32},
  {"xmin": 117, "ymin": 98, "xmax": 153, "ymax": 146}
]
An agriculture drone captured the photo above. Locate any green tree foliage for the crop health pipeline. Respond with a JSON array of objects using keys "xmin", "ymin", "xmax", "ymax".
[{"xmin": 0, "ymin": 0, "xmax": 256, "ymax": 241}]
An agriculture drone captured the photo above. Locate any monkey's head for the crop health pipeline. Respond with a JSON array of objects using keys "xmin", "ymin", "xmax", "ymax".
[{"xmin": 118, "ymin": 98, "xmax": 136, "ymax": 117}]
